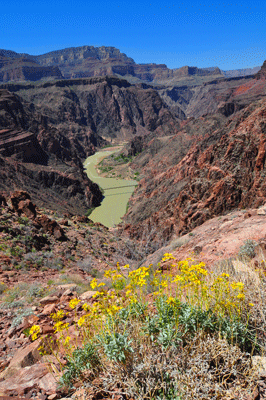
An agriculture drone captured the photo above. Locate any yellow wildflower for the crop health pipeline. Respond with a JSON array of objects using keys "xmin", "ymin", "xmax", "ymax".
[
  {"xmin": 54, "ymin": 321, "xmax": 69, "ymax": 333},
  {"xmin": 166, "ymin": 296, "xmax": 177, "ymax": 305},
  {"xmin": 82, "ymin": 303, "xmax": 90, "ymax": 311},
  {"xmin": 172, "ymin": 275, "xmax": 183, "ymax": 283},
  {"xmin": 161, "ymin": 253, "xmax": 175, "ymax": 262},
  {"xmin": 104, "ymin": 270, "xmax": 112, "ymax": 278},
  {"xmin": 50, "ymin": 309, "xmax": 65, "ymax": 321},
  {"xmin": 78, "ymin": 315, "xmax": 87, "ymax": 327},
  {"xmin": 130, "ymin": 297, "xmax": 137, "ymax": 304},
  {"xmin": 64, "ymin": 336, "xmax": 71, "ymax": 345},
  {"xmin": 69, "ymin": 298, "xmax": 81, "ymax": 309},
  {"xmin": 29, "ymin": 325, "xmax": 41, "ymax": 341},
  {"xmin": 90, "ymin": 278, "xmax": 98, "ymax": 290}
]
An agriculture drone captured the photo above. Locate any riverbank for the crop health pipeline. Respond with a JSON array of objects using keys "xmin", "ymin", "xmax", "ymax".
[{"xmin": 84, "ymin": 148, "xmax": 137, "ymax": 228}]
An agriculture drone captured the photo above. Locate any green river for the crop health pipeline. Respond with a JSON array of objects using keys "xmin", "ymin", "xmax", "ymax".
[{"xmin": 84, "ymin": 150, "xmax": 137, "ymax": 227}]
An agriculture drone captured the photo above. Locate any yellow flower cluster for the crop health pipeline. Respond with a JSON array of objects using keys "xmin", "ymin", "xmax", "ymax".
[
  {"xmin": 29, "ymin": 324, "xmax": 41, "ymax": 341},
  {"xmin": 161, "ymin": 253, "xmax": 175, "ymax": 262},
  {"xmin": 50, "ymin": 309, "xmax": 66, "ymax": 322},
  {"xmin": 69, "ymin": 298, "xmax": 81, "ymax": 309},
  {"xmin": 31, "ymin": 253, "xmax": 253, "ymax": 369},
  {"xmin": 210, "ymin": 275, "xmax": 246, "ymax": 317},
  {"xmin": 90, "ymin": 278, "xmax": 107, "ymax": 290},
  {"xmin": 128, "ymin": 266, "xmax": 150, "ymax": 287},
  {"xmin": 54, "ymin": 321, "xmax": 69, "ymax": 333},
  {"xmin": 104, "ymin": 265, "xmax": 128, "ymax": 291}
]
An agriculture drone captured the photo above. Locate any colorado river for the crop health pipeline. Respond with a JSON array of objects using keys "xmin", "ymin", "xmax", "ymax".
[{"xmin": 84, "ymin": 149, "xmax": 137, "ymax": 227}]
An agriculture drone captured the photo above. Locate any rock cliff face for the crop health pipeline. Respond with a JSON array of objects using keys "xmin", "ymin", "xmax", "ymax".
[
  {"xmin": 0, "ymin": 46, "xmax": 223, "ymax": 84},
  {"xmin": 255, "ymin": 60, "xmax": 266, "ymax": 80},
  {"xmin": 0, "ymin": 88, "xmax": 102, "ymax": 215},
  {"xmin": 158, "ymin": 72, "xmax": 266, "ymax": 120},
  {"xmin": 4, "ymin": 76, "xmax": 180, "ymax": 144},
  {"xmin": 35, "ymin": 45, "xmax": 135, "ymax": 66},
  {"xmin": 32, "ymin": 46, "xmax": 223, "ymax": 83},
  {"xmin": 0, "ymin": 56, "xmax": 62, "ymax": 82},
  {"xmin": 0, "ymin": 155, "xmax": 102, "ymax": 215},
  {"xmin": 0, "ymin": 89, "xmax": 48, "ymax": 163},
  {"xmin": 123, "ymin": 71, "xmax": 266, "ymax": 242}
]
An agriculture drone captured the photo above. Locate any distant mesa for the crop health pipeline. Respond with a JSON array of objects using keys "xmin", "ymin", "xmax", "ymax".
[
  {"xmin": 0, "ymin": 45, "xmax": 262, "ymax": 84},
  {"xmin": 222, "ymin": 66, "xmax": 261, "ymax": 78},
  {"xmin": 0, "ymin": 45, "xmax": 225, "ymax": 84},
  {"xmin": 0, "ymin": 55, "xmax": 62, "ymax": 83}
]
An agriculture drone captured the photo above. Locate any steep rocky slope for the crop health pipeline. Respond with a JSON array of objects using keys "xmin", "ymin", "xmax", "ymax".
[
  {"xmin": 1, "ymin": 191, "xmax": 266, "ymax": 398},
  {"xmin": 157, "ymin": 72, "xmax": 266, "ymax": 120},
  {"xmin": 3, "ymin": 76, "xmax": 180, "ymax": 144},
  {"xmin": 0, "ymin": 89, "xmax": 102, "ymax": 215},
  {"xmin": 0, "ymin": 74, "xmax": 183, "ymax": 215},
  {"xmin": 123, "ymin": 70, "xmax": 266, "ymax": 243}
]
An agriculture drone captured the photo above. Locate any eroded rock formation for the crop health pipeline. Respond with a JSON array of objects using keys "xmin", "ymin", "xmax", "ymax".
[{"xmin": 123, "ymin": 70, "xmax": 266, "ymax": 242}]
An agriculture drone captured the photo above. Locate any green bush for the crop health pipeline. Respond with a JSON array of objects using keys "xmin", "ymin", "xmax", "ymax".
[{"xmin": 36, "ymin": 256, "xmax": 261, "ymax": 398}]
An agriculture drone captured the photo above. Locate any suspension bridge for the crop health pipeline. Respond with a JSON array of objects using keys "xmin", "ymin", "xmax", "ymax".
[{"xmin": 102, "ymin": 184, "xmax": 138, "ymax": 191}]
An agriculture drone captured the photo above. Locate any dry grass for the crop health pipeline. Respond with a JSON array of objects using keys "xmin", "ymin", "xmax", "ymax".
[{"xmin": 34, "ymin": 255, "xmax": 266, "ymax": 399}]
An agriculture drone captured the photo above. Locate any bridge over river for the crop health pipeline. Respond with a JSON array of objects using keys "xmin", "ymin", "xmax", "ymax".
[{"xmin": 84, "ymin": 149, "xmax": 137, "ymax": 227}]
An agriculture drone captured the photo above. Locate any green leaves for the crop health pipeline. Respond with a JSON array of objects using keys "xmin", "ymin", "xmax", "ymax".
[
  {"xmin": 100, "ymin": 331, "xmax": 133, "ymax": 363},
  {"xmin": 60, "ymin": 342, "xmax": 100, "ymax": 388}
]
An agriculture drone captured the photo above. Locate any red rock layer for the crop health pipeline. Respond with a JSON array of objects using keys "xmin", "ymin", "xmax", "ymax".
[{"xmin": 124, "ymin": 94, "xmax": 266, "ymax": 242}]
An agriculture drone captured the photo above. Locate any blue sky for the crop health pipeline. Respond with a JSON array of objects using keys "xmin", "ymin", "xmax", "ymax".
[{"xmin": 2, "ymin": 0, "xmax": 266, "ymax": 70}]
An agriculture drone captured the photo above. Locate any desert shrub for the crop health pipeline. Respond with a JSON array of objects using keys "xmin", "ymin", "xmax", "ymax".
[
  {"xmin": 1, "ymin": 299, "xmax": 26, "ymax": 309},
  {"xmin": 11, "ymin": 308, "xmax": 33, "ymax": 328},
  {"xmin": 32, "ymin": 255, "xmax": 262, "ymax": 398},
  {"xmin": 238, "ymin": 239, "xmax": 257, "ymax": 260},
  {"xmin": 77, "ymin": 257, "xmax": 94, "ymax": 274},
  {"xmin": 23, "ymin": 251, "xmax": 63, "ymax": 270},
  {"xmin": 2, "ymin": 282, "xmax": 28, "ymax": 305},
  {"xmin": 60, "ymin": 342, "xmax": 101, "ymax": 388},
  {"xmin": 27, "ymin": 284, "xmax": 45, "ymax": 299}
]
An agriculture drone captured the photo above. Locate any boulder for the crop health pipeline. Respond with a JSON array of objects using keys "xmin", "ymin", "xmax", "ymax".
[
  {"xmin": 57, "ymin": 283, "xmax": 78, "ymax": 292},
  {"xmin": 79, "ymin": 290, "xmax": 95, "ymax": 301},
  {"xmin": 38, "ymin": 372, "xmax": 58, "ymax": 395},
  {"xmin": 0, "ymin": 363, "xmax": 52, "ymax": 396},
  {"xmin": 10, "ymin": 190, "xmax": 36, "ymax": 218},
  {"xmin": 257, "ymin": 205, "xmax": 266, "ymax": 215},
  {"xmin": 0, "ymin": 339, "xmax": 42, "ymax": 379},
  {"xmin": 41, "ymin": 303, "xmax": 56, "ymax": 316},
  {"xmin": 34, "ymin": 215, "xmax": 67, "ymax": 241},
  {"xmin": 39, "ymin": 295, "xmax": 59, "ymax": 306}
]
